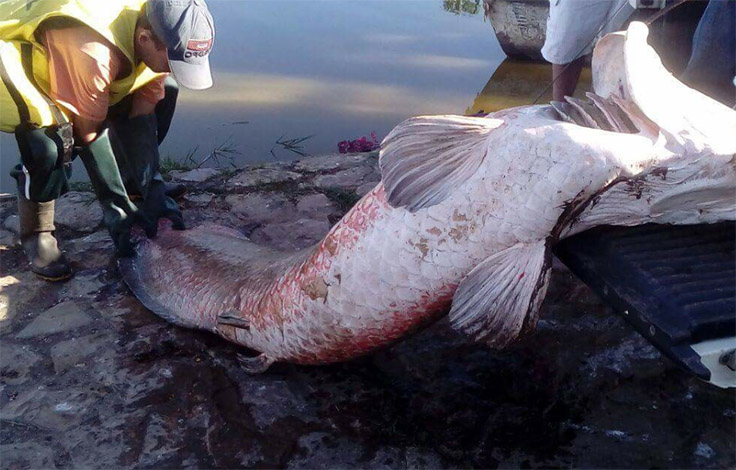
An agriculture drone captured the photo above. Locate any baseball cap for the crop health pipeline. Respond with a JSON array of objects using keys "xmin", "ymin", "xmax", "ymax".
[{"xmin": 146, "ymin": 0, "xmax": 215, "ymax": 90}]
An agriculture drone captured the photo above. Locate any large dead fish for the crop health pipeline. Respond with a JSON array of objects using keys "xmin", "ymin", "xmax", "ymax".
[{"xmin": 120, "ymin": 23, "xmax": 736, "ymax": 372}]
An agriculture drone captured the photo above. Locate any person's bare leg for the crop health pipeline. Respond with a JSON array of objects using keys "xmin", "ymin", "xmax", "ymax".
[{"xmin": 552, "ymin": 56, "xmax": 586, "ymax": 101}]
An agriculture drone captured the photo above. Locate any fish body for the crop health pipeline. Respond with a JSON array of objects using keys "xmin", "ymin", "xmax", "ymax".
[{"xmin": 120, "ymin": 23, "xmax": 736, "ymax": 369}]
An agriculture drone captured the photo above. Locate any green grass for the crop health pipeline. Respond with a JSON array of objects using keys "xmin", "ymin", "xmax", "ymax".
[
  {"xmin": 160, "ymin": 138, "xmax": 242, "ymax": 179},
  {"xmin": 160, "ymin": 156, "xmax": 196, "ymax": 177}
]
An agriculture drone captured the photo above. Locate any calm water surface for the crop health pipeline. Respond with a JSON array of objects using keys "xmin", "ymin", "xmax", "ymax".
[{"xmin": 0, "ymin": 0, "xmax": 560, "ymax": 192}]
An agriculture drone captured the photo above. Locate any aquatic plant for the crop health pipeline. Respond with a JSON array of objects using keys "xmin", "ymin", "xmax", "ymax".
[
  {"xmin": 160, "ymin": 138, "xmax": 241, "ymax": 178},
  {"xmin": 272, "ymin": 134, "xmax": 315, "ymax": 158}
]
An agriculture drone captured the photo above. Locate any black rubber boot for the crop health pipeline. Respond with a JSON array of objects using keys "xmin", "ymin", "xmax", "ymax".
[
  {"xmin": 17, "ymin": 194, "xmax": 73, "ymax": 282},
  {"xmin": 127, "ymin": 180, "xmax": 185, "ymax": 201},
  {"xmin": 158, "ymin": 79, "xmax": 186, "ymax": 202},
  {"xmin": 164, "ymin": 181, "xmax": 187, "ymax": 200}
]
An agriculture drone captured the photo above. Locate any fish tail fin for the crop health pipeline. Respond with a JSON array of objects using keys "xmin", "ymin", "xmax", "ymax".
[
  {"xmin": 119, "ymin": 253, "xmax": 198, "ymax": 329},
  {"xmin": 118, "ymin": 224, "xmax": 280, "ymax": 333},
  {"xmin": 448, "ymin": 239, "xmax": 553, "ymax": 348}
]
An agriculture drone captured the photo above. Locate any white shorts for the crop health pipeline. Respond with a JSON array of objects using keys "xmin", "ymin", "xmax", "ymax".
[{"xmin": 541, "ymin": 0, "xmax": 634, "ymax": 64}]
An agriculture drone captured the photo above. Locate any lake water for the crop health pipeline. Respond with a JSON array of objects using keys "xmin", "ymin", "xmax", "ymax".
[{"xmin": 0, "ymin": 0, "xmax": 561, "ymax": 193}]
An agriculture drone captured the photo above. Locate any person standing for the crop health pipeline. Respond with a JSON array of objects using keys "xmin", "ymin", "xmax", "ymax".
[
  {"xmin": 541, "ymin": 0, "xmax": 634, "ymax": 101},
  {"xmin": 0, "ymin": 0, "xmax": 215, "ymax": 281}
]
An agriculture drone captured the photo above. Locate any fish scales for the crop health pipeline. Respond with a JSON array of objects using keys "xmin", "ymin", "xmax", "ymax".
[
  {"xmin": 125, "ymin": 112, "xmax": 637, "ymax": 363},
  {"xmin": 120, "ymin": 23, "xmax": 736, "ymax": 368}
]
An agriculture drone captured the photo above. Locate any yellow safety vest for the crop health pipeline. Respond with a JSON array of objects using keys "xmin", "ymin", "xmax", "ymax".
[{"xmin": 0, "ymin": 0, "xmax": 162, "ymax": 131}]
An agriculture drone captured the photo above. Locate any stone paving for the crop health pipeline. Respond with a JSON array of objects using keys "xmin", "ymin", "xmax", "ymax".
[{"xmin": 1, "ymin": 152, "xmax": 734, "ymax": 469}]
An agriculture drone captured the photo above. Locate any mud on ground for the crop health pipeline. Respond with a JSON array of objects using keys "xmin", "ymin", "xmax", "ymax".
[{"xmin": 1, "ymin": 152, "xmax": 734, "ymax": 469}]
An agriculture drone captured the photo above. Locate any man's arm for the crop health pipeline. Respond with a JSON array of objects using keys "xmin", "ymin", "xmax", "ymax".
[{"xmin": 129, "ymin": 75, "xmax": 167, "ymax": 118}]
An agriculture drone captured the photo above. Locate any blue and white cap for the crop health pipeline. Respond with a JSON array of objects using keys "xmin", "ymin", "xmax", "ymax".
[{"xmin": 146, "ymin": 0, "xmax": 215, "ymax": 90}]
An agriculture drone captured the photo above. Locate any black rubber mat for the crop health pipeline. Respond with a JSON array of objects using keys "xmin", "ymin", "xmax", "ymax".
[{"xmin": 554, "ymin": 222, "xmax": 736, "ymax": 380}]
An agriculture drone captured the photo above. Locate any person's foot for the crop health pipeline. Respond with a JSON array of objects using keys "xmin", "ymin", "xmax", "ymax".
[
  {"xmin": 18, "ymin": 195, "xmax": 73, "ymax": 282},
  {"xmin": 164, "ymin": 181, "xmax": 187, "ymax": 200},
  {"xmin": 128, "ymin": 182, "xmax": 186, "ymax": 202},
  {"xmin": 22, "ymin": 232, "xmax": 73, "ymax": 282}
]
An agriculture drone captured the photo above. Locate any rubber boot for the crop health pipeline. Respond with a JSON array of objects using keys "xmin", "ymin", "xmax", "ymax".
[
  {"xmin": 164, "ymin": 181, "xmax": 187, "ymax": 200},
  {"xmin": 131, "ymin": 180, "xmax": 187, "ymax": 201},
  {"xmin": 17, "ymin": 194, "xmax": 73, "ymax": 282}
]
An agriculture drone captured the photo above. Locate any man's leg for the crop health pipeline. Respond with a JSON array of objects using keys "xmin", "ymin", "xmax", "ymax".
[
  {"xmin": 543, "ymin": 0, "xmax": 634, "ymax": 100},
  {"xmin": 10, "ymin": 125, "xmax": 74, "ymax": 281},
  {"xmin": 552, "ymin": 56, "xmax": 586, "ymax": 102},
  {"xmin": 156, "ymin": 76, "xmax": 186, "ymax": 199},
  {"xmin": 1, "ymin": 39, "xmax": 72, "ymax": 280},
  {"xmin": 16, "ymin": 195, "xmax": 71, "ymax": 281},
  {"xmin": 680, "ymin": 0, "xmax": 736, "ymax": 107},
  {"xmin": 156, "ymin": 75, "xmax": 179, "ymax": 145}
]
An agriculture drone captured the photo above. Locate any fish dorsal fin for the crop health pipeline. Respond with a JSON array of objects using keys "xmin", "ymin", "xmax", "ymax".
[
  {"xmin": 449, "ymin": 240, "xmax": 552, "ymax": 348},
  {"xmin": 379, "ymin": 115, "xmax": 503, "ymax": 212},
  {"xmin": 585, "ymin": 93, "xmax": 638, "ymax": 133}
]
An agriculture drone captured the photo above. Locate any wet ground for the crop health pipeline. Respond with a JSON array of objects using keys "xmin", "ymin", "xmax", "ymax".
[{"xmin": 1, "ymin": 153, "xmax": 734, "ymax": 469}]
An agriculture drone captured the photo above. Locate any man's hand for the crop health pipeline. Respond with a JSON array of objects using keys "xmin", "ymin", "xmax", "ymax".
[
  {"xmin": 138, "ymin": 175, "xmax": 185, "ymax": 235},
  {"xmin": 104, "ymin": 205, "xmax": 156, "ymax": 257}
]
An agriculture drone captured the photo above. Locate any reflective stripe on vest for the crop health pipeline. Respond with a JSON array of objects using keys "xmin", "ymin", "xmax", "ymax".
[{"xmin": 0, "ymin": 39, "xmax": 57, "ymax": 131}]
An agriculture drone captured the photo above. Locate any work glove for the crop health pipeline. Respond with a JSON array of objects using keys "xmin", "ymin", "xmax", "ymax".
[
  {"xmin": 108, "ymin": 114, "xmax": 186, "ymax": 232},
  {"xmin": 78, "ymin": 129, "xmax": 156, "ymax": 257},
  {"xmin": 138, "ymin": 173, "xmax": 186, "ymax": 233}
]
